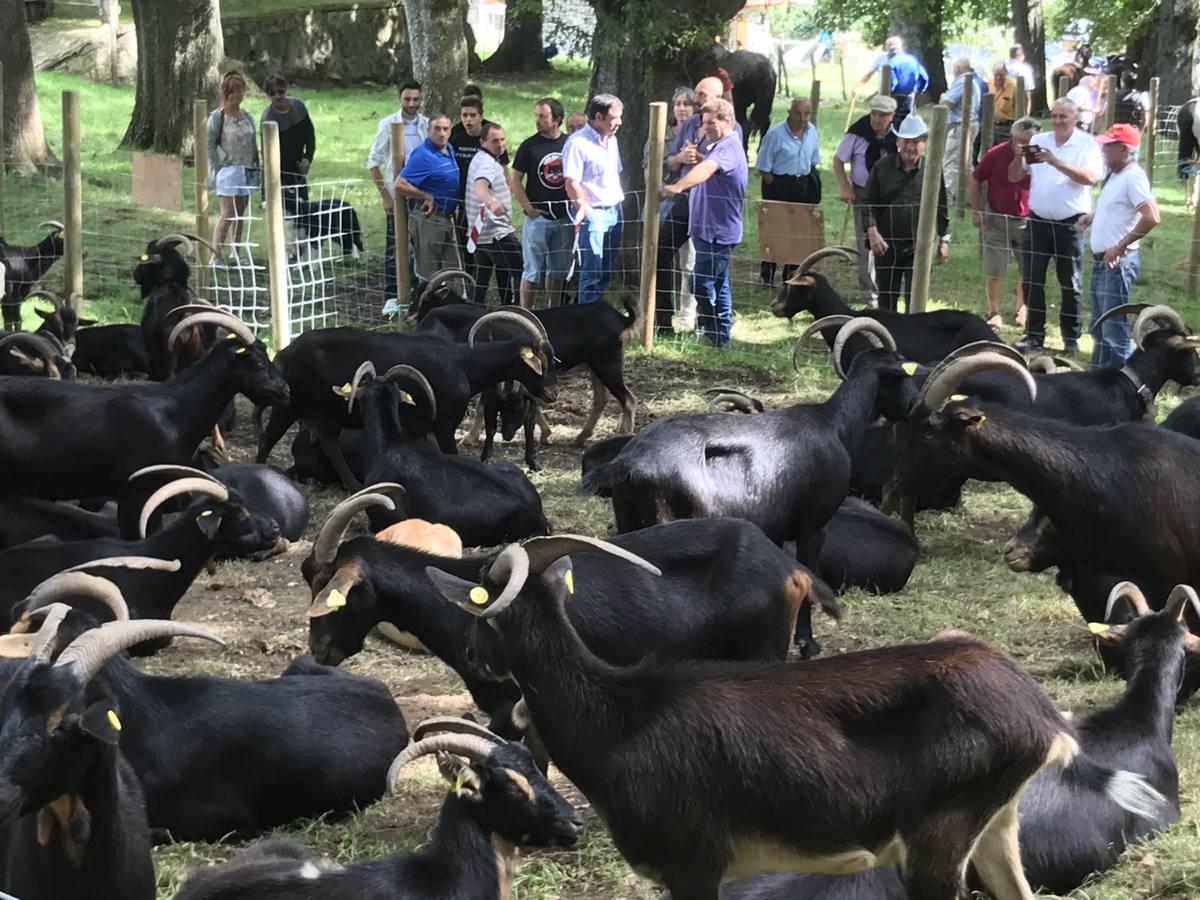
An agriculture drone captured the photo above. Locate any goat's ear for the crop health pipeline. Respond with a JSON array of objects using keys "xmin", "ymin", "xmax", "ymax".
[
  {"xmin": 9, "ymin": 348, "xmax": 46, "ymax": 372},
  {"xmin": 425, "ymin": 566, "xmax": 482, "ymax": 610},
  {"xmin": 1086, "ymin": 621, "xmax": 1124, "ymax": 646},
  {"xmin": 78, "ymin": 317, "xmax": 98, "ymax": 327},
  {"xmin": 194, "ymin": 507, "xmax": 225, "ymax": 540},
  {"xmin": 543, "ymin": 556, "xmax": 575, "ymax": 597},
  {"xmin": 436, "ymin": 752, "xmax": 482, "ymax": 799},
  {"xmin": 77, "ymin": 703, "xmax": 122, "ymax": 746},
  {"xmin": 330, "ymin": 382, "xmax": 353, "ymax": 400},
  {"xmin": 519, "ymin": 346, "xmax": 544, "ymax": 375},
  {"xmin": 947, "ymin": 405, "xmax": 986, "ymax": 430},
  {"xmin": 785, "ymin": 273, "xmax": 814, "ymax": 288}
]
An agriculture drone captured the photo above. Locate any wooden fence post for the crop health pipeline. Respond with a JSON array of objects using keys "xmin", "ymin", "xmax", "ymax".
[
  {"xmin": 839, "ymin": 48, "xmax": 847, "ymax": 100},
  {"xmin": 0, "ymin": 61, "xmax": 6, "ymax": 236},
  {"xmin": 1014, "ymin": 75, "xmax": 1026, "ymax": 120},
  {"xmin": 980, "ymin": 93, "xmax": 995, "ymax": 156},
  {"xmin": 1189, "ymin": 185, "xmax": 1200, "ymax": 300},
  {"xmin": 262, "ymin": 121, "xmax": 290, "ymax": 350},
  {"xmin": 880, "ymin": 63, "xmax": 891, "ymax": 98},
  {"xmin": 62, "ymin": 90, "xmax": 83, "ymax": 312},
  {"xmin": 640, "ymin": 102, "xmax": 667, "ymax": 351},
  {"xmin": 193, "ymin": 99, "xmax": 211, "ymax": 295},
  {"xmin": 810, "ymin": 80, "xmax": 821, "ymax": 125},
  {"xmin": 911, "ymin": 105, "xmax": 948, "ymax": 314},
  {"xmin": 955, "ymin": 74, "xmax": 974, "ymax": 218},
  {"xmin": 1100, "ymin": 74, "xmax": 1118, "ymax": 132},
  {"xmin": 1058, "ymin": 75, "xmax": 1071, "ymax": 104},
  {"xmin": 1145, "ymin": 77, "xmax": 1159, "ymax": 186},
  {"xmin": 390, "ymin": 122, "xmax": 410, "ymax": 309}
]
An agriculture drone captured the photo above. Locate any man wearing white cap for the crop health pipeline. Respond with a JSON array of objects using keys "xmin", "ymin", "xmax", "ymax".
[
  {"xmin": 1080, "ymin": 122, "xmax": 1160, "ymax": 368},
  {"xmin": 863, "ymin": 113, "xmax": 950, "ymax": 312},
  {"xmin": 834, "ymin": 94, "xmax": 897, "ymax": 304}
]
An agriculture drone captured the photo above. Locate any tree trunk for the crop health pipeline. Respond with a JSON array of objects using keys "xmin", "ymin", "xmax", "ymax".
[
  {"xmin": 892, "ymin": 6, "xmax": 947, "ymax": 101},
  {"xmin": 1012, "ymin": 0, "xmax": 1048, "ymax": 114},
  {"xmin": 1, "ymin": 0, "xmax": 55, "ymax": 174},
  {"xmin": 122, "ymin": 0, "xmax": 222, "ymax": 155},
  {"xmin": 482, "ymin": 0, "xmax": 548, "ymax": 73},
  {"xmin": 404, "ymin": 0, "xmax": 468, "ymax": 120},
  {"xmin": 1157, "ymin": 0, "xmax": 1200, "ymax": 105}
]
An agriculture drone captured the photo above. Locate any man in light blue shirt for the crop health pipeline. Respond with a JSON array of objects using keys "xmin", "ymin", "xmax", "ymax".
[
  {"xmin": 941, "ymin": 57, "xmax": 985, "ymax": 206},
  {"xmin": 563, "ymin": 93, "xmax": 624, "ymax": 304},
  {"xmin": 756, "ymin": 96, "xmax": 821, "ymax": 285}
]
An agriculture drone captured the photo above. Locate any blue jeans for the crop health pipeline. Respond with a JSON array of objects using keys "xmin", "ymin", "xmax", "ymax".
[
  {"xmin": 1090, "ymin": 249, "xmax": 1139, "ymax": 368},
  {"xmin": 691, "ymin": 237, "xmax": 734, "ymax": 348},
  {"xmin": 578, "ymin": 205, "xmax": 621, "ymax": 304}
]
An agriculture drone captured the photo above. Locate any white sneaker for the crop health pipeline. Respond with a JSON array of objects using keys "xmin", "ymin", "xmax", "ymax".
[{"xmin": 381, "ymin": 298, "xmax": 402, "ymax": 318}]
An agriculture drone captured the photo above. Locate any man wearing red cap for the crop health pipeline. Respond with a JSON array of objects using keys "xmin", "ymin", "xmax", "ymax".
[{"xmin": 1079, "ymin": 123, "xmax": 1160, "ymax": 368}]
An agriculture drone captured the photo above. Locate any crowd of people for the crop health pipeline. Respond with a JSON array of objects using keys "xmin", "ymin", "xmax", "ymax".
[{"xmin": 207, "ymin": 36, "xmax": 1162, "ymax": 365}]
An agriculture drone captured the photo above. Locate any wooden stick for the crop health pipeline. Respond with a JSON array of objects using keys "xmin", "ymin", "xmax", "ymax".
[
  {"xmin": 62, "ymin": 90, "xmax": 83, "ymax": 312},
  {"xmin": 810, "ymin": 80, "xmax": 821, "ymax": 126},
  {"xmin": 193, "ymin": 99, "xmax": 211, "ymax": 296},
  {"xmin": 262, "ymin": 121, "xmax": 290, "ymax": 350},
  {"xmin": 839, "ymin": 47, "xmax": 847, "ymax": 100},
  {"xmin": 955, "ymin": 74, "xmax": 974, "ymax": 219},
  {"xmin": 911, "ymin": 105, "xmax": 948, "ymax": 314},
  {"xmin": 390, "ymin": 122, "xmax": 410, "ymax": 308},
  {"xmin": 640, "ymin": 102, "xmax": 667, "ymax": 351},
  {"xmin": 1144, "ymin": 77, "xmax": 1159, "ymax": 187},
  {"xmin": 880, "ymin": 63, "xmax": 891, "ymax": 97},
  {"xmin": 1014, "ymin": 75, "xmax": 1026, "ymax": 121}
]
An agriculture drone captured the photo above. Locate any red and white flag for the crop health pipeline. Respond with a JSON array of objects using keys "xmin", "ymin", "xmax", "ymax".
[
  {"xmin": 465, "ymin": 206, "xmax": 486, "ymax": 255},
  {"xmin": 565, "ymin": 207, "xmax": 587, "ymax": 280}
]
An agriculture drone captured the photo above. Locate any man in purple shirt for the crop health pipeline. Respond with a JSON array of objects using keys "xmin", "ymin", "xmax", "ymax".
[
  {"xmin": 662, "ymin": 99, "xmax": 748, "ymax": 349},
  {"xmin": 563, "ymin": 94, "xmax": 624, "ymax": 304}
]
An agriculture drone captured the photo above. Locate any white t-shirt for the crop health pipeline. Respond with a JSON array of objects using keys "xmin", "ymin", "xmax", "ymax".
[
  {"xmin": 1025, "ymin": 129, "xmax": 1103, "ymax": 220},
  {"xmin": 1090, "ymin": 163, "xmax": 1154, "ymax": 253},
  {"xmin": 1007, "ymin": 60, "xmax": 1036, "ymax": 88},
  {"xmin": 464, "ymin": 150, "xmax": 514, "ymax": 244}
]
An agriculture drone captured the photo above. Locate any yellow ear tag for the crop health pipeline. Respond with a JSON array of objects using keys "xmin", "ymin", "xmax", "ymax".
[
  {"xmin": 520, "ymin": 347, "xmax": 534, "ymax": 360},
  {"xmin": 326, "ymin": 589, "xmax": 347, "ymax": 610},
  {"xmin": 469, "ymin": 586, "xmax": 490, "ymax": 605},
  {"xmin": 107, "ymin": 710, "xmax": 122, "ymax": 732},
  {"xmin": 399, "ymin": 391, "xmax": 416, "ymax": 406},
  {"xmin": 564, "ymin": 570, "xmax": 575, "ymax": 595},
  {"xmin": 139, "ymin": 254, "xmax": 149, "ymax": 261},
  {"xmin": 341, "ymin": 382, "xmax": 352, "ymax": 393},
  {"xmin": 235, "ymin": 347, "xmax": 248, "ymax": 355},
  {"xmin": 950, "ymin": 393, "xmax": 968, "ymax": 402},
  {"xmin": 901, "ymin": 362, "xmax": 918, "ymax": 376},
  {"xmin": 1087, "ymin": 622, "xmax": 1110, "ymax": 636},
  {"xmin": 200, "ymin": 509, "xmax": 213, "ymax": 517}
]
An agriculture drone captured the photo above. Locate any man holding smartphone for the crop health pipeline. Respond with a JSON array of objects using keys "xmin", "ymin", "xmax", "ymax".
[{"xmin": 1010, "ymin": 98, "xmax": 1103, "ymax": 354}]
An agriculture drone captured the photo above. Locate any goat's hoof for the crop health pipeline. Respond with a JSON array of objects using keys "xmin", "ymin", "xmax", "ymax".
[
  {"xmin": 572, "ymin": 434, "xmax": 589, "ymax": 448},
  {"xmin": 527, "ymin": 460, "xmax": 544, "ymax": 473},
  {"xmin": 796, "ymin": 639, "xmax": 822, "ymax": 660}
]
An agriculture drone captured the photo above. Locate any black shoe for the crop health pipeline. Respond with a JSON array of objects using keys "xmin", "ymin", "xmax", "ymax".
[{"xmin": 1013, "ymin": 337, "xmax": 1044, "ymax": 354}]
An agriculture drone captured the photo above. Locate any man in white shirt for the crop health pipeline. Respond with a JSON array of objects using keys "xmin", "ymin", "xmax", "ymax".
[
  {"xmin": 1012, "ymin": 98, "xmax": 1103, "ymax": 354},
  {"xmin": 563, "ymin": 94, "xmax": 624, "ymax": 304},
  {"xmin": 1078, "ymin": 123, "xmax": 1161, "ymax": 368},
  {"xmin": 365, "ymin": 79, "xmax": 429, "ymax": 314},
  {"xmin": 466, "ymin": 123, "xmax": 522, "ymax": 306},
  {"xmin": 1006, "ymin": 44, "xmax": 1036, "ymax": 90}
]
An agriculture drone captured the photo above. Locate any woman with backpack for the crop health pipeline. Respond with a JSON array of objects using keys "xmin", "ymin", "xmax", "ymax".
[{"xmin": 207, "ymin": 70, "xmax": 260, "ymax": 266}]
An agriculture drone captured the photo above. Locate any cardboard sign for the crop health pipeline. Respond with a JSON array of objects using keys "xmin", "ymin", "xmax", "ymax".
[
  {"xmin": 757, "ymin": 199, "xmax": 825, "ymax": 264},
  {"xmin": 132, "ymin": 152, "xmax": 183, "ymax": 212}
]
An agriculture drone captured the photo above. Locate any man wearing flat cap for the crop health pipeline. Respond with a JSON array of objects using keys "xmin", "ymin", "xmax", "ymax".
[{"xmin": 833, "ymin": 94, "xmax": 898, "ymax": 305}]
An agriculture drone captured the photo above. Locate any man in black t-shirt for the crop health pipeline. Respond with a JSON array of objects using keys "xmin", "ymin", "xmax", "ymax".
[
  {"xmin": 450, "ymin": 96, "xmax": 510, "ymax": 203},
  {"xmin": 510, "ymin": 97, "xmax": 572, "ymax": 307}
]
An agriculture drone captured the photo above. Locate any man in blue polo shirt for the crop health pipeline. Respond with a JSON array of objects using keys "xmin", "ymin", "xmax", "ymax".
[
  {"xmin": 393, "ymin": 114, "xmax": 463, "ymax": 303},
  {"xmin": 857, "ymin": 36, "xmax": 928, "ymax": 125},
  {"xmin": 563, "ymin": 93, "xmax": 624, "ymax": 304}
]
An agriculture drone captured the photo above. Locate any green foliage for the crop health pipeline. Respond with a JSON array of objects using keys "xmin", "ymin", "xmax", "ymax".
[
  {"xmin": 807, "ymin": 0, "xmax": 1007, "ymax": 46},
  {"xmin": 767, "ymin": 3, "xmax": 820, "ymax": 40},
  {"xmin": 1043, "ymin": 0, "xmax": 1158, "ymax": 53}
]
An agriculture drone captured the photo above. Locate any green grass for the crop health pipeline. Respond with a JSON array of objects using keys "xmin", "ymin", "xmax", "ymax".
[{"xmin": 8, "ymin": 64, "xmax": 1200, "ymax": 899}]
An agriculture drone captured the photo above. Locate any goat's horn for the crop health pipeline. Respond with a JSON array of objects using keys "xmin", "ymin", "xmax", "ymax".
[
  {"xmin": 1104, "ymin": 581, "xmax": 1152, "ymax": 621},
  {"xmin": 491, "ymin": 305, "xmax": 551, "ymax": 347},
  {"xmin": 59, "ymin": 556, "xmax": 182, "ymax": 575},
  {"xmin": 25, "ymin": 289, "xmax": 66, "ymax": 311},
  {"xmin": 30, "ymin": 603, "xmax": 73, "ymax": 664},
  {"xmin": 381, "ymin": 364, "xmax": 438, "ymax": 419},
  {"xmin": 422, "ymin": 267, "xmax": 477, "ymax": 296},
  {"xmin": 1132, "ymin": 304, "xmax": 1188, "ymax": 349},
  {"xmin": 475, "ymin": 544, "xmax": 531, "ymax": 619},
  {"xmin": 54, "ymin": 619, "xmax": 224, "ymax": 685},
  {"xmin": 706, "ymin": 391, "xmax": 761, "ymax": 414},
  {"xmin": 468, "ymin": 310, "xmax": 548, "ymax": 350},
  {"xmin": 1164, "ymin": 585, "xmax": 1200, "ymax": 624},
  {"xmin": 0, "ymin": 633, "xmax": 38, "ymax": 659},
  {"xmin": 129, "ymin": 463, "xmax": 224, "ymax": 487},
  {"xmin": 138, "ymin": 478, "xmax": 230, "ymax": 539},
  {"xmin": 920, "ymin": 343, "xmax": 1036, "ymax": 410},
  {"xmin": 0, "ymin": 332, "xmax": 63, "ymax": 367},
  {"xmin": 164, "ymin": 303, "xmax": 222, "ymax": 322},
  {"xmin": 20, "ymin": 572, "xmax": 129, "ymax": 622},
  {"xmin": 168, "ymin": 311, "xmax": 256, "ymax": 348},
  {"xmin": 39, "ymin": 220, "xmax": 65, "ymax": 232},
  {"xmin": 310, "ymin": 483, "xmax": 404, "ymax": 569},
  {"xmin": 412, "ymin": 716, "xmax": 506, "ymax": 745},
  {"xmin": 797, "ymin": 246, "xmax": 856, "ymax": 273},
  {"xmin": 387, "ymin": 734, "xmax": 497, "ymax": 791},
  {"xmin": 177, "ymin": 232, "xmax": 222, "ymax": 259},
  {"xmin": 344, "ymin": 360, "xmax": 377, "ymax": 414},
  {"xmin": 831, "ymin": 317, "xmax": 898, "ymax": 380},
  {"xmin": 794, "ymin": 314, "xmax": 854, "ymax": 373},
  {"xmin": 154, "ymin": 233, "xmax": 195, "ymax": 255}
]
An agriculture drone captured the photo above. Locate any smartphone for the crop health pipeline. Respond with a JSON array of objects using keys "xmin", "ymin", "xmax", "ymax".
[{"xmin": 1023, "ymin": 146, "xmax": 1040, "ymax": 163}]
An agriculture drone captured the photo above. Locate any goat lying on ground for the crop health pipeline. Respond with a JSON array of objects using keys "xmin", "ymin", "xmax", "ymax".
[
  {"xmin": 172, "ymin": 717, "xmax": 582, "ymax": 900},
  {"xmin": 425, "ymin": 534, "xmax": 1165, "ymax": 900},
  {"xmin": 303, "ymin": 488, "xmax": 838, "ymax": 730},
  {"xmin": 70, "ymin": 323, "xmax": 153, "ymax": 379},
  {"xmin": 0, "ymin": 289, "xmax": 81, "ymax": 379},
  {"xmin": 0, "ymin": 220, "xmax": 66, "ymax": 331}
]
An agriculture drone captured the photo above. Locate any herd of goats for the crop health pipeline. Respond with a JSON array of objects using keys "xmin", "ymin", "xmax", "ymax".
[{"xmin": 0, "ymin": 220, "xmax": 1198, "ymax": 900}]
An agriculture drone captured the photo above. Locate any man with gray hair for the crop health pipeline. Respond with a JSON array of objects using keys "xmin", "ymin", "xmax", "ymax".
[
  {"xmin": 563, "ymin": 93, "xmax": 624, "ymax": 304},
  {"xmin": 970, "ymin": 116, "xmax": 1040, "ymax": 328},
  {"xmin": 756, "ymin": 96, "xmax": 820, "ymax": 286},
  {"xmin": 1013, "ymin": 98, "xmax": 1103, "ymax": 354},
  {"xmin": 941, "ymin": 57, "xmax": 983, "ymax": 206}
]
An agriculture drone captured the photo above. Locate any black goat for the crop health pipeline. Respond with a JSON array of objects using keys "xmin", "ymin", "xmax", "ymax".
[
  {"xmin": 70, "ymin": 324, "xmax": 153, "ymax": 379},
  {"xmin": 286, "ymin": 427, "xmax": 365, "ymax": 485},
  {"xmin": 5, "ymin": 581, "xmax": 411, "ymax": 843},
  {"xmin": 0, "ymin": 470, "xmax": 280, "ymax": 632},
  {"xmin": 256, "ymin": 311, "xmax": 552, "ymax": 487},
  {"xmin": 134, "ymin": 233, "xmax": 221, "ymax": 380},
  {"xmin": 303, "ymin": 489, "xmax": 837, "ymax": 728},
  {"xmin": 771, "ymin": 246, "xmax": 1000, "ymax": 363},
  {"xmin": 581, "ymin": 318, "xmax": 915, "ymax": 579},
  {"xmin": 193, "ymin": 449, "xmax": 309, "ymax": 543},
  {"xmin": 0, "ymin": 289, "xmax": 81, "ymax": 379},
  {"xmin": 425, "ymin": 535, "xmax": 1163, "ymax": 900},
  {"xmin": 0, "ymin": 220, "xmax": 66, "ymax": 331},
  {"xmin": 0, "ymin": 608, "xmax": 220, "ymax": 900},
  {"xmin": 342, "ymin": 362, "xmax": 550, "ymax": 546},
  {"xmin": 0, "ymin": 496, "xmax": 119, "ymax": 550},
  {"xmin": 0, "ymin": 309, "xmax": 288, "ymax": 501},
  {"xmin": 416, "ymin": 299, "xmax": 640, "ymax": 444},
  {"xmin": 173, "ymin": 717, "xmax": 582, "ymax": 900},
  {"xmin": 1163, "ymin": 395, "xmax": 1200, "ymax": 438},
  {"xmin": 716, "ymin": 584, "xmax": 1190, "ymax": 899}
]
